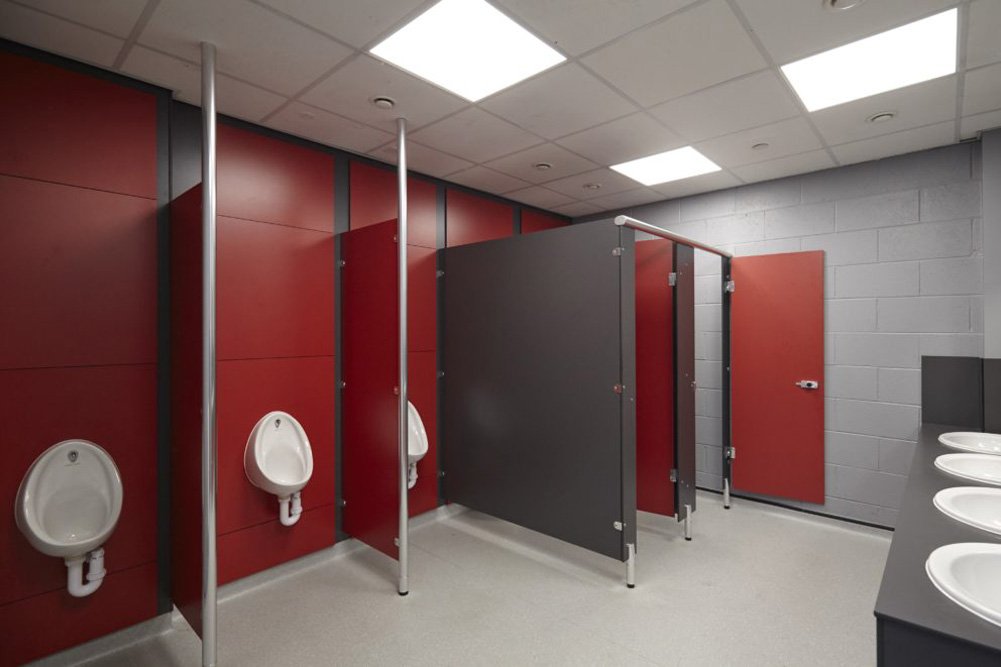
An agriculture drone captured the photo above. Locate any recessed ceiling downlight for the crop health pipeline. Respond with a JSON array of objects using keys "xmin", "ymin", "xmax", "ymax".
[
  {"xmin": 533, "ymin": 162, "xmax": 553, "ymax": 171},
  {"xmin": 751, "ymin": 142, "xmax": 770, "ymax": 151},
  {"xmin": 582, "ymin": 183, "xmax": 602, "ymax": 191},
  {"xmin": 781, "ymin": 8, "xmax": 957, "ymax": 112},
  {"xmin": 867, "ymin": 111, "xmax": 896, "ymax": 123},
  {"xmin": 825, "ymin": 0, "xmax": 866, "ymax": 11},
  {"xmin": 370, "ymin": 0, "xmax": 566, "ymax": 102},
  {"xmin": 611, "ymin": 147, "xmax": 721, "ymax": 187},
  {"xmin": 372, "ymin": 96, "xmax": 396, "ymax": 109}
]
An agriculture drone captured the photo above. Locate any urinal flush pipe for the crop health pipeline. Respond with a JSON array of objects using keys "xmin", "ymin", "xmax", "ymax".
[
  {"xmin": 65, "ymin": 548, "xmax": 106, "ymax": 597},
  {"xmin": 279, "ymin": 491, "xmax": 303, "ymax": 526}
]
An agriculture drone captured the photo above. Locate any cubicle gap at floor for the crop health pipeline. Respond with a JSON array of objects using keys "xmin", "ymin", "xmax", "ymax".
[{"xmin": 442, "ymin": 220, "xmax": 637, "ymax": 564}]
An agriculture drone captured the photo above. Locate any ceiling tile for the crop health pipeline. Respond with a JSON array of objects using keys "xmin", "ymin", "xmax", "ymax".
[
  {"xmin": 121, "ymin": 46, "xmax": 287, "ymax": 121},
  {"xmin": 442, "ymin": 166, "xmax": 531, "ymax": 194},
  {"xmin": 695, "ymin": 117, "xmax": 823, "ymax": 168},
  {"xmin": 732, "ymin": 149, "xmax": 836, "ymax": 183},
  {"xmin": 267, "ymin": 101, "xmax": 394, "ymax": 154},
  {"xmin": 553, "ymin": 200, "xmax": 602, "ymax": 217},
  {"xmin": 480, "ymin": 63, "xmax": 636, "ymax": 139},
  {"xmin": 961, "ymin": 110, "xmax": 1001, "ymax": 140},
  {"xmin": 367, "ymin": 139, "xmax": 474, "ymax": 178},
  {"xmin": 811, "ymin": 76, "xmax": 957, "ymax": 146},
  {"xmin": 13, "ymin": 0, "xmax": 148, "ymax": 38},
  {"xmin": 831, "ymin": 121, "xmax": 956, "ymax": 165},
  {"xmin": 555, "ymin": 112, "xmax": 683, "ymax": 165},
  {"xmin": 505, "ymin": 185, "xmax": 575, "ymax": 210},
  {"xmin": 0, "ymin": 2, "xmax": 123, "ymax": 67},
  {"xmin": 586, "ymin": 187, "xmax": 664, "ymax": 210},
  {"xmin": 138, "ymin": 0, "xmax": 352, "ymax": 96},
  {"xmin": 256, "ymin": 0, "xmax": 430, "ymax": 49},
  {"xmin": 483, "ymin": 143, "xmax": 597, "ymax": 184},
  {"xmin": 582, "ymin": 0, "xmax": 766, "ymax": 107},
  {"xmin": 963, "ymin": 63, "xmax": 1001, "ymax": 117},
  {"xmin": 494, "ymin": 0, "xmax": 698, "ymax": 57},
  {"xmin": 733, "ymin": 0, "xmax": 956, "ymax": 64},
  {"xmin": 649, "ymin": 71, "xmax": 800, "ymax": 142},
  {"xmin": 299, "ymin": 54, "xmax": 467, "ymax": 132},
  {"xmin": 542, "ymin": 168, "xmax": 639, "ymax": 200},
  {"xmin": 409, "ymin": 107, "xmax": 543, "ymax": 163},
  {"xmin": 967, "ymin": 0, "xmax": 1001, "ymax": 69},
  {"xmin": 651, "ymin": 171, "xmax": 743, "ymax": 200}
]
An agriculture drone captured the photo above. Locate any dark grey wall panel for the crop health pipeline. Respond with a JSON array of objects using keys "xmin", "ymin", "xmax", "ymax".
[
  {"xmin": 985, "ymin": 359, "xmax": 1001, "ymax": 433},
  {"xmin": 443, "ymin": 221, "xmax": 635, "ymax": 561},
  {"xmin": 921, "ymin": 356, "xmax": 983, "ymax": 428},
  {"xmin": 673, "ymin": 244, "xmax": 697, "ymax": 516}
]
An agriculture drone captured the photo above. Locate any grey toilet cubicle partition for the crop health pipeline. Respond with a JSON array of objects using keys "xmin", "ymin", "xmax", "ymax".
[{"xmin": 442, "ymin": 221, "xmax": 638, "ymax": 566}]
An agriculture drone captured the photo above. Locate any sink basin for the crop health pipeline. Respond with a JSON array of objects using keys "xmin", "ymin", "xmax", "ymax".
[
  {"xmin": 936, "ymin": 454, "xmax": 1001, "ymax": 487},
  {"xmin": 938, "ymin": 432, "xmax": 1001, "ymax": 456},
  {"xmin": 927, "ymin": 543, "xmax": 1001, "ymax": 629},
  {"xmin": 933, "ymin": 487, "xmax": 1001, "ymax": 537}
]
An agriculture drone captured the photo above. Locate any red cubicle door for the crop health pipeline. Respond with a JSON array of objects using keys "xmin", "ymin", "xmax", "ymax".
[
  {"xmin": 635, "ymin": 239, "xmax": 675, "ymax": 517},
  {"xmin": 731, "ymin": 251, "xmax": 824, "ymax": 504}
]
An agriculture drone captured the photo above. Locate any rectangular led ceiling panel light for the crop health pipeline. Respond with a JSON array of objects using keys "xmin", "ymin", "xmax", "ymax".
[
  {"xmin": 370, "ymin": 0, "xmax": 566, "ymax": 102},
  {"xmin": 781, "ymin": 8, "xmax": 957, "ymax": 112},
  {"xmin": 611, "ymin": 147, "xmax": 721, "ymax": 186}
]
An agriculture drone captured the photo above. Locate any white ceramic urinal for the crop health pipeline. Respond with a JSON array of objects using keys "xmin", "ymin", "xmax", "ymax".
[
  {"xmin": 245, "ymin": 411, "xmax": 313, "ymax": 526},
  {"xmin": 408, "ymin": 401, "xmax": 429, "ymax": 490},
  {"xmin": 15, "ymin": 440, "xmax": 123, "ymax": 597}
]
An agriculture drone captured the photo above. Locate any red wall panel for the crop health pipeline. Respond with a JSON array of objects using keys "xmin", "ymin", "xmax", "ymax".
[
  {"xmin": 0, "ymin": 176, "xmax": 157, "ymax": 370},
  {"xmin": 408, "ymin": 244, "xmax": 438, "ymax": 354},
  {"xmin": 349, "ymin": 161, "xmax": 438, "ymax": 249},
  {"xmin": 218, "ymin": 124, "xmax": 334, "ymax": 232},
  {"xmin": 408, "ymin": 351, "xmax": 438, "ymax": 517},
  {"xmin": 217, "ymin": 356, "xmax": 335, "ymax": 535},
  {"xmin": 0, "ymin": 365, "xmax": 157, "ymax": 607},
  {"xmin": 0, "ymin": 563, "xmax": 158, "ymax": 667},
  {"xmin": 635, "ymin": 240, "xmax": 675, "ymax": 517},
  {"xmin": 522, "ymin": 209, "xmax": 569, "ymax": 234},
  {"xmin": 446, "ymin": 188, "xmax": 514, "ymax": 247},
  {"xmin": 217, "ymin": 216, "xmax": 335, "ymax": 361},
  {"xmin": 0, "ymin": 51, "xmax": 157, "ymax": 199}
]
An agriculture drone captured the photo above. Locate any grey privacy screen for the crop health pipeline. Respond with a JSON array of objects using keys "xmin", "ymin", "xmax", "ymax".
[{"xmin": 442, "ymin": 221, "xmax": 636, "ymax": 561}]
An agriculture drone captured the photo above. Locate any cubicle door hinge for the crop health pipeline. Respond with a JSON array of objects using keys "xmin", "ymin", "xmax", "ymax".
[
  {"xmin": 612, "ymin": 246, "xmax": 624, "ymax": 256},
  {"xmin": 436, "ymin": 269, "xmax": 445, "ymax": 278},
  {"xmin": 726, "ymin": 446, "xmax": 736, "ymax": 460},
  {"xmin": 668, "ymin": 272, "xmax": 677, "ymax": 287},
  {"xmin": 612, "ymin": 384, "xmax": 625, "ymax": 394},
  {"xmin": 725, "ymin": 279, "xmax": 735, "ymax": 293},
  {"xmin": 338, "ymin": 259, "xmax": 346, "ymax": 268},
  {"xmin": 613, "ymin": 521, "xmax": 625, "ymax": 532},
  {"xmin": 670, "ymin": 469, "xmax": 677, "ymax": 483}
]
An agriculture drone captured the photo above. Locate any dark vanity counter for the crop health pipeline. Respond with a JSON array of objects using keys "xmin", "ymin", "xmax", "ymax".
[{"xmin": 875, "ymin": 423, "xmax": 1001, "ymax": 665}]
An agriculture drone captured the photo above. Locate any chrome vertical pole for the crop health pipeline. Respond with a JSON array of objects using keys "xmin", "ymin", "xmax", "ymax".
[
  {"xmin": 626, "ymin": 543, "xmax": 636, "ymax": 588},
  {"xmin": 200, "ymin": 41, "xmax": 218, "ymax": 667},
  {"xmin": 396, "ymin": 117, "xmax": 410, "ymax": 596}
]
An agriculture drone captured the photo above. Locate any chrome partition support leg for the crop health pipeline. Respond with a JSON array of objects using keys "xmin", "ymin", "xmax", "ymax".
[
  {"xmin": 200, "ymin": 41, "xmax": 218, "ymax": 667},
  {"xmin": 626, "ymin": 543, "xmax": 636, "ymax": 589},
  {"xmin": 396, "ymin": 117, "xmax": 410, "ymax": 597},
  {"xmin": 724, "ymin": 478, "xmax": 731, "ymax": 509},
  {"xmin": 683, "ymin": 504, "xmax": 693, "ymax": 542}
]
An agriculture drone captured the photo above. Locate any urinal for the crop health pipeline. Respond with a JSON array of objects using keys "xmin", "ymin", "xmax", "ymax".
[
  {"xmin": 245, "ymin": 411, "xmax": 313, "ymax": 527},
  {"xmin": 408, "ymin": 401, "xmax": 429, "ymax": 490},
  {"xmin": 15, "ymin": 440, "xmax": 123, "ymax": 597}
]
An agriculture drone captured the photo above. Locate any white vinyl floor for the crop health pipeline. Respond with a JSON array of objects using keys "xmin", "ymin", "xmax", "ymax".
[{"xmin": 46, "ymin": 492, "xmax": 891, "ymax": 667}]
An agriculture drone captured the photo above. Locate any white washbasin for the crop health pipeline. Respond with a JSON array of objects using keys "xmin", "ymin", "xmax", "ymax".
[
  {"xmin": 936, "ymin": 454, "xmax": 1001, "ymax": 487},
  {"xmin": 933, "ymin": 487, "xmax": 1001, "ymax": 537},
  {"xmin": 927, "ymin": 543, "xmax": 1001, "ymax": 629},
  {"xmin": 938, "ymin": 432, "xmax": 1001, "ymax": 456}
]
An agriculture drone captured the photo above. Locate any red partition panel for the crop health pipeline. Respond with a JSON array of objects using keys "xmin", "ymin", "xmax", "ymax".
[
  {"xmin": 731, "ymin": 251, "xmax": 825, "ymax": 503},
  {"xmin": 217, "ymin": 217, "xmax": 335, "ymax": 361},
  {"xmin": 341, "ymin": 221, "xmax": 400, "ymax": 559},
  {"xmin": 408, "ymin": 351, "xmax": 438, "ymax": 517},
  {"xmin": 446, "ymin": 188, "xmax": 514, "ymax": 247},
  {"xmin": 408, "ymin": 244, "xmax": 438, "ymax": 354},
  {"xmin": 0, "ymin": 176, "xmax": 157, "ymax": 370},
  {"xmin": 0, "ymin": 51, "xmax": 157, "ymax": 198},
  {"xmin": 218, "ymin": 124, "xmax": 334, "ymax": 232},
  {"xmin": 522, "ymin": 209, "xmax": 569, "ymax": 234},
  {"xmin": 350, "ymin": 161, "xmax": 437, "ymax": 248},
  {"xmin": 635, "ymin": 240, "xmax": 675, "ymax": 516}
]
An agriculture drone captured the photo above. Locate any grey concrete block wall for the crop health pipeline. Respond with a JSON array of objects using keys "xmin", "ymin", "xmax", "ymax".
[{"xmin": 579, "ymin": 142, "xmax": 983, "ymax": 528}]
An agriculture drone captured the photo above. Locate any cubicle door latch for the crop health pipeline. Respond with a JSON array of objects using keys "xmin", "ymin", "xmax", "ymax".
[
  {"xmin": 794, "ymin": 380, "xmax": 820, "ymax": 390},
  {"xmin": 613, "ymin": 521, "xmax": 625, "ymax": 532},
  {"xmin": 668, "ymin": 272, "xmax": 677, "ymax": 287}
]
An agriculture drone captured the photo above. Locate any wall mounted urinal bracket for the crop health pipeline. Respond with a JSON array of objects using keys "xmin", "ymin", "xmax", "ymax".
[
  {"xmin": 65, "ymin": 548, "xmax": 106, "ymax": 597},
  {"xmin": 279, "ymin": 491, "xmax": 303, "ymax": 527}
]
